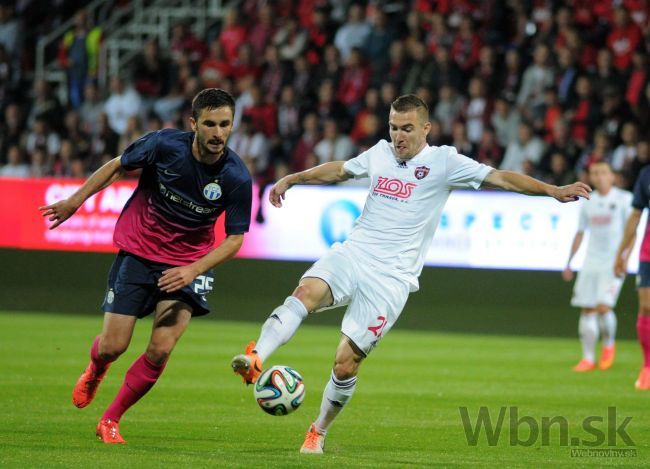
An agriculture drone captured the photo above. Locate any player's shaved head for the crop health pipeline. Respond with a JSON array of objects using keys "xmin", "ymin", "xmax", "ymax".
[
  {"xmin": 192, "ymin": 88, "xmax": 235, "ymax": 120},
  {"xmin": 389, "ymin": 94, "xmax": 431, "ymax": 159},
  {"xmin": 391, "ymin": 94, "xmax": 429, "ymax": 123}
]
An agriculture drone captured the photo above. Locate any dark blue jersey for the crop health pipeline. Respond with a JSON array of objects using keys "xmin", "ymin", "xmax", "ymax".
[{"xmin": 114, "ymin": 129, "xmax": 252, "ymax": 265}]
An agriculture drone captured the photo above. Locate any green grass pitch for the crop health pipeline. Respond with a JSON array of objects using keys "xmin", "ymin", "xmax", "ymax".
[{"xmin": 1, "ymin": 311, "xmax": 648, "ymax": 467}]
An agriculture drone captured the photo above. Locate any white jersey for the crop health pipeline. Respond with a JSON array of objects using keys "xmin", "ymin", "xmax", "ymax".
[
  {"xmin": 343, "ymin": 140, "xmax": 492, "ymax": 291},
  {"xmin": 578, "ymin": 187, "xmax": 632, "ymax": 272}
]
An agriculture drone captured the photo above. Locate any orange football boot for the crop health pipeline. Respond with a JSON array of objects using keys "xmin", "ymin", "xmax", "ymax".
[
  {"xmin": 96, "ymin": 419, "xmax": 126, "ymax": 444},
  {"xmin": 72, "ymin": 362, "xmax": 110, "ymax": 408},
  {"xmin": 598, "ymin": 345, "xmax": 616, "ymax": 371},
  {"xmin": 635, "ymin": 367, "xmax": 650, "ymax": 390},
  {"xmin": 231, "ymin": 341, "xmax": 262, "ymax": 385},
  {"xmin": 573, "ymin": 358, "xmax": 596, "ymax": 372},
  {"xmin": 300, "ymin": 424, "xmax": 325, "ymax": 454}
]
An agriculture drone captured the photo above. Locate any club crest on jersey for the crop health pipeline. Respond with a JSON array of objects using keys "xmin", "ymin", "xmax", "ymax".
[
  {"xmin": 203, "ymin": 182, "xmax": 222, "ymax": 201},
  {"xmin": 414, "ymin": 165, "xmax": 430, "ymax": 180}
]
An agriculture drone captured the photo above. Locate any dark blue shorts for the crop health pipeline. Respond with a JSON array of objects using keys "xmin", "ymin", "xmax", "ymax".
[
  {"xmin": 637, "ymin": 262, "xmax": 650, "ymax": 289},
  {"xmin": 101, "ymin": 251, "xmax": 214, "ymax": 318}
]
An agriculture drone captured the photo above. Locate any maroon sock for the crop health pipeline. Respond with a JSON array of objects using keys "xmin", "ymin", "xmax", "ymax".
[
  {"xmin": 637, "ymin": 315, "xmax": 650, "ymax": 368},
  {"xmin": 102, "ymin": 354, "xmax": 166, "ymax": 422},
  {"xmin": 90, "ymin": 335, "xmax": 112, "ymax": 373}
]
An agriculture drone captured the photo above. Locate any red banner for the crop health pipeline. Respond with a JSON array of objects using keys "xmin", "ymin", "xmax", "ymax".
[{"xmin": 0, "ymin": 177, "xmax": 230, "ymax": 252}]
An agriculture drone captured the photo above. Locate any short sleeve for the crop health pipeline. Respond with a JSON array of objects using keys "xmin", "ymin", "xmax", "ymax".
[
  {"xmin": 343, "ymin": 143, "xmax": 378, "ymax": 179},
  {"xmin": 224, "ymin": 179, "xmax": 252, "ymax": 235},
  {"xmin": 577, "ymin": 202, "xmax": 588, "ymax": 231},
  {"xmin": 120, "ymin": 131, "xmax": 160, "ymax": 170},
  {"xmin": 632, "ymin": 168, "xmax": 650, "ymax": 210},
  {"xmin": 445, "ymin": 146, "xmax": 493, "ymax": 190}
]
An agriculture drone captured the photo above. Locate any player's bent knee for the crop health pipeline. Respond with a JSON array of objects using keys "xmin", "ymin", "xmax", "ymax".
[
  {"xmin": 292, "ymin": 284, "xmax": 322, "ymax": 312},
  {"xmin": 145, "ymin": 346, "xmax": 170, "ymax": 366},
  {"xmin": 99, "ymin": 340, "xmax": 129, "ymax": 361},
  {"xmin": 332, "ymin": 361, "xmax": 358, "ymax": 381}
]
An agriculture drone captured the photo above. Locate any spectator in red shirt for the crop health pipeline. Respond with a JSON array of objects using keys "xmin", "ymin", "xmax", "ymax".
[
  {"xmin": 219, "ymin": 8, "xmax": 247, "ymax": 62},
  {"xmin": 169, "ymin": 21, "xmax": 207, "ymax": 67},
  {"xmin": 199, "ymin": 39, "xmax": 231, "ymax": 89},
  {"xmin": 607, "ymin": 7, "xmax": 642, "ymax": 72},
  {"xmin": 567, "ymin": 75, "xmax": 601, "ymax": 148},
  {"xmin": 626, "ymin": 49, "xmax": 648, "ymax": 110},
  {"xmin": 425, "ymin": 12, "xmax": 453, "ymax": 54},
  {"xmin": 248, "ymin": 4, "xmax": 276, "ymax": 58},
  {"xmin": 452, "ymin": 15, "xmax": 482, "ymax": 75},
  {"xmin": 242, "ymin": 84, "xmax": 277, "ymax": 138},
  {"xmin": 229, "ymin": 43, "xmax": 260, "ymax": 82},
  {"xmin": 305, "ymin": 7, "xmax": 336, "ymax": 66}
]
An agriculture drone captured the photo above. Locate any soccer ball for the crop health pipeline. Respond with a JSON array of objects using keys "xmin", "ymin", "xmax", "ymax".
[{"xmin": 253, "ymin": 365, "xmax": 305, "ymax": 416}]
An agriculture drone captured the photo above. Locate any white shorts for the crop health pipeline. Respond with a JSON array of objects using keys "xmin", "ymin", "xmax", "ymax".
[
  {"xmin": 301, "ymin": 245, "xmax": 410, "ymax": 356},
  {"xmin": 571, "ymin": 270, "xmax": 624, "ymax": 308}
]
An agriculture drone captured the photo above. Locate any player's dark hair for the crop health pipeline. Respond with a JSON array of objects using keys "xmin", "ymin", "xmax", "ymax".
[
  {"xmin": 191, "ymin": 88, "xmax": 235, "ymax": 120},
  {"xmin": 391, "ymin": 94, "xmax": 429, "ymax": 121}
]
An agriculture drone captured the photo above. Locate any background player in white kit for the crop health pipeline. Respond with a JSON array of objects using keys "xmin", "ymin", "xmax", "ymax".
[
  {"xmin": 562, "ymin": 162, "xmax": 632, "ymax": 372},
  {"xmin": 232, "ymin": 95, "xmax": 591, "ymax": 454}
]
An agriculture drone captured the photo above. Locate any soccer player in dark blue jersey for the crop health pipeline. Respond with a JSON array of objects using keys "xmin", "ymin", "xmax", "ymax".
[{"xmin": 39, "ymin": 88, "xmax": 252, "ymax": 443}]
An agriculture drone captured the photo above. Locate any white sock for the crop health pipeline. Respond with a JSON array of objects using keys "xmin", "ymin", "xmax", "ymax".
[
  {"xmin": 253, "ymin": 296, "xmax": 308, "ymax": 362},
  {"xmin": 578, "ymin": 313, "xmax": 599, "ymax": 363},
  {"xmin": 314, "ymin": 371, "xmax": 357, "ymax": 435},
  {"xmin": 599, "ymin": 310, "xmax": 617, "ymax": 347}
]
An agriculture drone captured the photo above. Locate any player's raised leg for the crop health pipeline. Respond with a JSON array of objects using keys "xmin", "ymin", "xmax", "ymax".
[
  {"xmin": 231, "ymin": 277, "xmax": 332, "ymax": 384},
  {"xmin": 635, "ymin": 288, "xmax": 650, "ymax": 390},
  {"xmin": 574, "ymin": 308, "xmax": 598, "ymax": 371},
  {"xmin": 96, "ymin": 300, "xmax": 192, "ymax": 443},
  {"xmin": 72, "ymin": 313, "xmax": 136, "ymax": 408},
  {"xmin": 596, "ymin": 304, "xmax": 617, "ymax": 370},
  {"xmin": 301, "ymin": 335, "xmax": 363, "ymax": 454}
]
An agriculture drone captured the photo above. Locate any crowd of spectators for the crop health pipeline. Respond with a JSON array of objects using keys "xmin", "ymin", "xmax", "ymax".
[{"xmin": 1, "ymin": 0, "xmax": 649, "ymax": 192}]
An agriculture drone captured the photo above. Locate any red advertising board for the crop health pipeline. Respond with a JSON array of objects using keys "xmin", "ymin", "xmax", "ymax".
[{"xmin": 0, "ymin": 177, "xmax": 229, "ymax": 252}]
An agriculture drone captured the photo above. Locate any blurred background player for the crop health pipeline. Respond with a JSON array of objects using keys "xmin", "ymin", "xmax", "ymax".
[
  {"xmin": 231, "ymin": 94, "xmax": 590, "ymax": 454},
  {"xmin": 615, "ymin": 165, "xmax": 650, "ymax": 390},
  {"xmin": 562, "ymin": 161, "xmax": 632, "ymax": 371},
  {"xmin": 38, "ymin": 89, "xmax": 252, "ymax": 443}
]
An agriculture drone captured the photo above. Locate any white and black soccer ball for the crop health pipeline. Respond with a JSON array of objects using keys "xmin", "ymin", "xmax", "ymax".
[{"xmin": 253, "ymin": 365, "xmax": 305, "ymax": 416}]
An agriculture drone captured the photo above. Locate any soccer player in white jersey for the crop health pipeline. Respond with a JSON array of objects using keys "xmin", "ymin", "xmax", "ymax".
[
  {"xmin": 232, "ymin": 95, "xmax": 591, "ymax": 454},
  {"xmin": 562, "ymin": 161, "xmax": 632, "ymax": 372}
]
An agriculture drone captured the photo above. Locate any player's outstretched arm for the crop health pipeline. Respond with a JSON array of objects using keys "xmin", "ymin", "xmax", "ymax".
[
  {"xmin": 38, "ymin": 156, "xmax": 126, "ymax": 229},
  {"xmin": 158, "ymin": 234, "xmax": 244, "ymax": 293},
  {"xmin": 562, "ymin": 231, "xmax": 584, "ymax": 281},
  {"xmin": 270, "ymin": 161, "xmax": 352, "ymax": 208},
  {"xmin": 614, "ymin": 208, "xmax": 641, "ymax": 277},
  {"xmin": 482, "ymin": 169, "xmax": 591, "ymax": 203}
]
